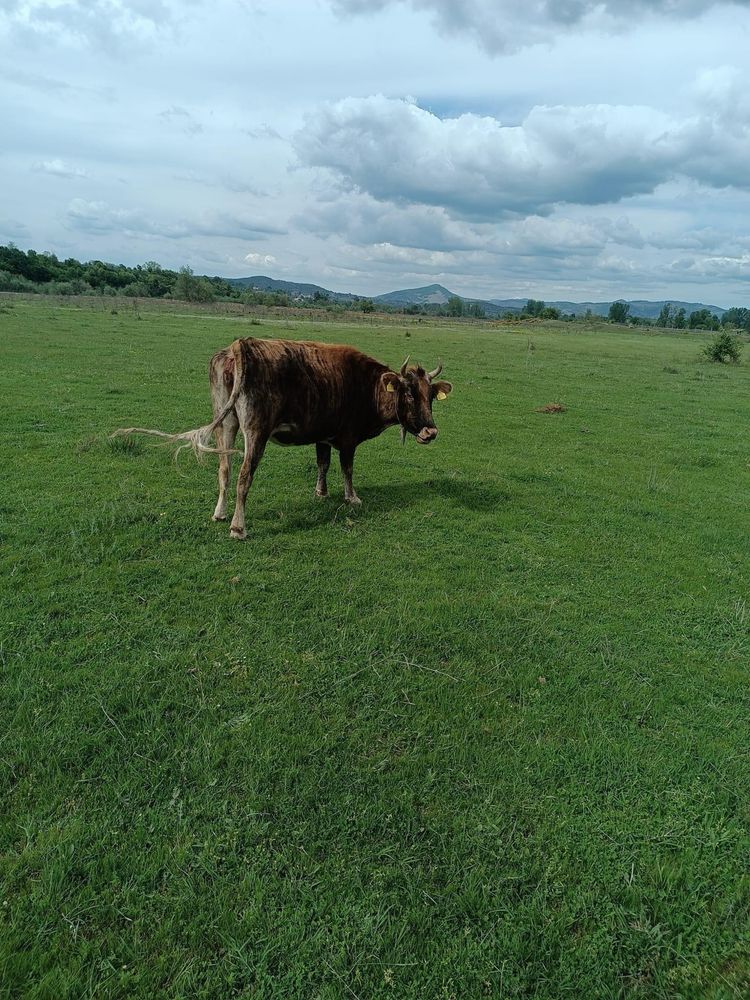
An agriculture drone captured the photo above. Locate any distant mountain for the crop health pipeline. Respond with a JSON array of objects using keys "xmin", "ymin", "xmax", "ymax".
[
  {"xmin": 490, "ymin": 297, "xmax": 726, "ymax": 319},
  {"xmin": 374, "ymin": 283, "xmax": 512, "ymax": 315},
  {"xmin": 226, "ymin": 275, "xmax": 727, "ymax": 319},
  {"xmin": 226, "ymin": 275, "xmax": 359, "ymax": 302},
  {"xmin": 374, "ymin": 283, "xmax": 455, "ymax": 306}
]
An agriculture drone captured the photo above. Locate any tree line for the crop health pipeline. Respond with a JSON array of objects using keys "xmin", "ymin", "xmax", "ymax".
[
  {"xmin": 2, "ymin": 245, "xmax": 748, "ymax": 328},
  {"xmin": 607, "ymin": 299, "xmax": 749, "ymax": 331}
]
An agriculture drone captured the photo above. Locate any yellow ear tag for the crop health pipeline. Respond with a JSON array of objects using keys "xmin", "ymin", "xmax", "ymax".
[
  {"xmin": 386, "ymin": 382, "xmax": 395, "ymax": 392},
  {"xmin": 437, "ymin": 390, "xmax": 447, "ymax": 400}
]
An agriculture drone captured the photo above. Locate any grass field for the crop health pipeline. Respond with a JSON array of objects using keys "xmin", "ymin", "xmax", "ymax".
[{"xmin": 2, "ymin": 298, "xmax": 750, "ymax": 999}]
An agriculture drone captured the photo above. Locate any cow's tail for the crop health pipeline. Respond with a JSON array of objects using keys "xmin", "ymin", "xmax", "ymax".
[{"xmin": 112, "ymin": 339, "xmax": 244, "ymax": 461}]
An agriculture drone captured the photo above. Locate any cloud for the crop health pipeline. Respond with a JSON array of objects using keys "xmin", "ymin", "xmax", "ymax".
[
  {"xmin": 671, "ymin": 252, "xmax": 750, "ymax": 281},
  {"xmin": 294, "ymin": 191, "xmax": 500, "ymax": 251},
  {"xmin": 66, "ymin": 199, "xmax": 286, "ymax": 240},
  {"xmin": 0, "ymin": 217, "xmax": 30, "ymax": 240},
  {"xmin": 33, "ymin": 158, "xmax": 88, "ymax": 179},
  {"xmin": 332, "ymin": 0, "xmax": 750, "ymax": 54},
  {"xmin": 244, "ymin": 252, "xmax": 278, "ymax": 267},
  {"xmin": 0, "ymin": 66, "xmax": 115, "ymax": 101},
  {"xmin": 504, "ymin": 214, "xmax": 645, "ymax": 255},
  {"xmin": 0, "ymin": 0, "xmax": 178, "ymax": 50},
  {"xmin": 172, "ymin": 169, "xmax": 264, "ymax": 196},
  {"xmin": 294, "ymin": 91, "xmax": 750, "ymax": 221},
  {"xmin": 242, "ymin": 123, "xmax": 284, "ymax": 141},
  {"xmin": 296, "ymin": 186, "xmax": 646, "ymax": 260},
  {"xmin": 158, "ymin": 105, "xmax": 203, "ymax": 136}
]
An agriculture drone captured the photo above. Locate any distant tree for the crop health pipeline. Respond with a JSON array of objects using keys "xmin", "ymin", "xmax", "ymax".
[
  {"xmin": 468, "ymin": 301, "xmax": 485, "ymax": 318},
  {"xmin": 540, "ymin": 306, "xmax": 561, "ymax": 320},
  {"xmin": 522, "ymin": 298, "xmax": 546, "ymax": 318},
  {"xmin": 608, "ymin": 301, "xmax": 630, "ymax": 324},
  {"xmin": 360, "ymin": 298, "xmax": 375, "ymax": 313},
  {"xmin": 136, "ymin": 261, "xmax": 175, "ymax": 297},
  {"xmin": 656, "ymin": 303, "xmax": 673, "ymax": 327},
  {"xmin": 689, "ymin": 308, "xmax": 720, "ymax": 331},
  {"xmin": 673, "ymin": 307, "xmax": 686, "ymax": 330},
  {"xmin": 722, "ymin": 307, "xmax": 750, "ymax": 331},
  {"xmin": 121, "ymin": 281, "xmax": 150, "ymax": 297},
  {"xmin": 447, "ymin": 295, "xmax": 464, "ymax": 317},
  {"xmin": 173, "ymin": 266, "xmax": 215, "ymax": 303}
]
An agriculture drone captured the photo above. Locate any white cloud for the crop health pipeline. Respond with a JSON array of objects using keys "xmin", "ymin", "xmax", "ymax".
[
  {"xmin": 158, "ymin": 105, "xmax": 203, "ymax": 135},
  {"xmin": 244, "ymin": 252, "xmax": 278, "ymax": 267},
  {"xmin": 0, "ymin": 0, "xmax": 178, "ymax": 50},
  {"xmin": 33, "ymin": 158, "xmax": 88, "ymax": 179},
  {"xmin": 294, "ymin": 90, "xmax": 750, "ymax": 220},
  {"xmin": 671, "ymin": 252, "xmax": 750, "ymax": 281},
  {"xmin": 66, "ymin": 199, "xmax": 286, "ymax": 240}
]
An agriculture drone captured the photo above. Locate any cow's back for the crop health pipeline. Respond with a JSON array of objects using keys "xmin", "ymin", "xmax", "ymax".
[{"xmin": 237, "ymin": 337, "xmax": 385, "ymax": 445}]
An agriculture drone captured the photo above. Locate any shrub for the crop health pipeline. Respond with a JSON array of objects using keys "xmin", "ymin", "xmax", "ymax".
[
  {"xmin": 702, "ymin": 331, "xmax": 742, "ymax": 364},
  {"xmin": 0, "ymin": 269, "xmax": 37, "ymax": 292}
]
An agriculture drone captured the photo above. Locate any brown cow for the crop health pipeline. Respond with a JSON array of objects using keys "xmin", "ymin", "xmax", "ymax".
[{"xmin": 115, "ymin": 336, "xmax": 453, "ymax": 539}]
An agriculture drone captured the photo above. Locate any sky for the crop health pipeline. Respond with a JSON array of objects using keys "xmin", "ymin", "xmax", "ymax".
[{"xmin": 2, "ymin": 0, "xmax": 750, "ymax": 305}]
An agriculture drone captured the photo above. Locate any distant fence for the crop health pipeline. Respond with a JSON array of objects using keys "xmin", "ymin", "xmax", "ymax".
[{"xmin": 1, "ymin": 291, "xmax": 513, "ymax": 328}]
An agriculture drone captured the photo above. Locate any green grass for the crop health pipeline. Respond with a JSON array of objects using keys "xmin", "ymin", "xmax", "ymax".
[{"xmin": 2, "ymin": 299, "xmax": 749, "ymax": 999}]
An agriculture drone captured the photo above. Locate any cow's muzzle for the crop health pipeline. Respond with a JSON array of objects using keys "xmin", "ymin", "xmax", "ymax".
[{"xmin": 416, "ymin": 427, "xmax": 438, "ymax": 444}]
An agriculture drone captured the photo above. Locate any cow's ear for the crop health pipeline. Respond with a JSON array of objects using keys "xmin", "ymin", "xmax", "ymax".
[
  {"xmin": 432, "ymin": 380, "xmax": 453, "ymax": 400},
  {"xmin": 381, "ymin": 371, "xmax": 402, "ymax": 394}
]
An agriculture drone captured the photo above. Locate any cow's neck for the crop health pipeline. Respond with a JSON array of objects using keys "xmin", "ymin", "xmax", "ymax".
[{"xmin": 376, "ymin": 384, "xmax": 400, "ymax": 428}]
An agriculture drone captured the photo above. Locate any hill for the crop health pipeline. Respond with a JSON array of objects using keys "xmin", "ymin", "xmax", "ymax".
[
  {"xmin": 373, "ymin": 283, "xmax": 455, "ymax": 306},
  {"xmin": 231, "ymin": 277, "xmax": 727, "ymax": 320},
  {"xmin": 490, "ymin": 297, "xmax": 727, "ymax": 319},
  {"xmin": 226, "ymin": 275, "xmax": 359, "ymax": 302}
]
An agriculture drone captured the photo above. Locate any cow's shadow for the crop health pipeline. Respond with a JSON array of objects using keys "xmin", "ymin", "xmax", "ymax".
[
  {"xmin": 365, "ymin": 476, "xmax": 510, "ymax": 513},
  {"xmin": 260, "ymin": 475, "xmax": 511, "ymax": 535}
]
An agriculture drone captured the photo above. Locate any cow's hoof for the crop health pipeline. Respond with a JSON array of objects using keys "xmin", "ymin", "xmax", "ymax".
[
  {"xmin": 212, "ymin": 514, "xmax": 227, "ymax": 522},
  {"xmin": 346, "ymin": 496, "xmax": 362, "ymax": 506},
  {"xmin": 230, "ymin": 527, "xmax": 247, "ymax": 541},
  {"xmin": 315, "ymin": 489, "xmax": 329, "ymax": 499}
]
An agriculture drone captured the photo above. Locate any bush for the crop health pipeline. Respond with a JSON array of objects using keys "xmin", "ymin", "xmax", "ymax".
[
  {"xmin": 702, "ymin": 331, "xmax": 742, "ymax": 364},
  {"xmin": 121, "ymin": 281, "xmax": 150, "ymax": 297},
  {"xmin": 0, "ymin": 269, "xmax": 37, "ymax": 292}
]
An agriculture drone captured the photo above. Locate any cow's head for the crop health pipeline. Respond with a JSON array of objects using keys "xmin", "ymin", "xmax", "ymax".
[{"xmin": 381, "ymin": 357, "xmax": 453, "ymax": 444}]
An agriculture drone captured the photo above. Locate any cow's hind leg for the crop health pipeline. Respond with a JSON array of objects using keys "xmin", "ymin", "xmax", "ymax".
[
  {"xmin": 209, "ymin": 351, "xmax": 239, "ymax": 522},
  {"xmin": 229, "ymin": 419, "xmax": 268, "ymax": 541},
  {"xmin": 315, "ymin": 443, "xmax": 331, "ymax": 498},
  {"xmin": 212, "ymin": 411, "xmax": 239, "ymax": 521}
]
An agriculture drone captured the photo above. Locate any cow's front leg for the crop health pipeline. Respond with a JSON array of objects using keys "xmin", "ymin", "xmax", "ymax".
[
  {"xmin": 339, "ymin": 445, "xmax": 361, "ymax": 505},
  {"xmin": 229, "ymin": 426, "xmax": 268, "ymax": 540},
  {"xmin": 315, "ymin": 443, "xmax": 331, "ymax": 498}
]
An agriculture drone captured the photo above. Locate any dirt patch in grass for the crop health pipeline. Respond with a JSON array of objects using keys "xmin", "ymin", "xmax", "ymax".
[{"xmin": 535, "ymin": 402, "xmax": 567, "ymax": 413}]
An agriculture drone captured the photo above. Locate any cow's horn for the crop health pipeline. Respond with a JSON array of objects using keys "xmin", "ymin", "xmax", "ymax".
[
  {"xmin": 400, "ymin": 355, "xmax": 410, "ymax": 376},
  {"xmin": 427, "ymin": 362, "xmax": 442, "ymax": 380}
]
